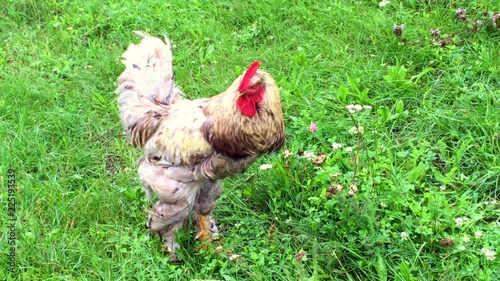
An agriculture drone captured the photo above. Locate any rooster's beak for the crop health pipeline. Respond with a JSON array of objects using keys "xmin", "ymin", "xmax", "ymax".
[{"xmin": 156, "ymin": 160, "xmax": 173, "ymax": 166}]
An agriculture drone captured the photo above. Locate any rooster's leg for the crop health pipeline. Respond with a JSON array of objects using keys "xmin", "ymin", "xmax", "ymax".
[
  {"xmin": 160, "ymin": 220, "xmax": 183, "ymax": 262},
  {"xmin": 195, "ymin": 214, "xmax": 212, "ymax": 242},
  {"xmin": 193, "ymin": 181, "xmax": 221, "ymax": 242},
  {"xmin": 162, "ymin": 235, "xmax": 180, "ymax": 261}
]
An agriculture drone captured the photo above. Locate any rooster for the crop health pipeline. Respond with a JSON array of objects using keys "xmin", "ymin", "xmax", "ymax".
[{"xmin": 116, "ymin": 31, "xmax": 285, "ymax": 260}]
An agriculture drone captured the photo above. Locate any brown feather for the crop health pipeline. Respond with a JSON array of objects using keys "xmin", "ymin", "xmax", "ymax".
[{"xmin": 202, "ymin": 70, "xmax": 285, "ymax": 159}]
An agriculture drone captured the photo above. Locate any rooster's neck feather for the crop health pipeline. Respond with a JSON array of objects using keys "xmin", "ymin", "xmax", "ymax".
[{"xmin": 202, "ymin": 71, "xmax": 285, "ymax": 159}]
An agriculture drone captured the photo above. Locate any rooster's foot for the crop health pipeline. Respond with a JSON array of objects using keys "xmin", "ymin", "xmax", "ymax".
[
  {"xmin": 195, "ymin": 214, "xmax": 214, "ymax": 242},
  {"xmin": 161, "ymin": 237, "xmax": 180, "ymax": 262}
]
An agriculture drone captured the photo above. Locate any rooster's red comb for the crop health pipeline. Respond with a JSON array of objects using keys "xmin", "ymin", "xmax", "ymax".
[{"xmin": 238, "ymin": 61, "xmax": 260, "ymax": 92}]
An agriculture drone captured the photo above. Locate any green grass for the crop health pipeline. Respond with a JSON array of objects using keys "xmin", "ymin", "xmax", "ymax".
[{"xmin": 1, "ymin": 0, "xmax": 499, "ymax": 280}]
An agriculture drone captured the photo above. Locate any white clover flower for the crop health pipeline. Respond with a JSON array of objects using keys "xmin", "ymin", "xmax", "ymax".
[
  {"xmin": 484, "ymin": 199, "xmax": 497, "ymax": 205},
  {"xmin": 346, "ymin": 104, "xmax": 356, "ymax": 114},
  {"xmin": 475, "ymin": 231, "xmax": 483, "ymax": 239},
  {"xmin": 358, "ymin": 126, "xmax": 364, "ymax": 135},
  {"xmin": 332, "ymin": 184, "xmax": 344, "ymax": 192},
  {"xmin": 348, "ymin": 184, "xmax": 358, "ymax": 197},
  {"xmin": 363, "ymin": 105, "xmax": 373, "ymax": 110},
  {"xmin": 400, "ymin": 232, "xmax": 409, "ymax": 241},
  {"xmin": 346, "ymin": 104, "xmax": 363, "ymax": 113},
  {"xmin": 455, "ymin": 217, "xmax": 469, "ymax": 227},
  {"xmin": 348, "ymin": 126, "xmax": 364, "ymax": 135},
  {"xmin": 380, "ymin": 202, "xmax": 387, "ymax": 208},
  {"xmin": 379, "ymin": 0, "xmax": 390, "ymax": 7},
  {"xmin": 259, "ymin": 164, "xmax": 273, "ymax": 170},
  {"xmin": 229, "ymin": 254, "xmax": 242, "ymax": 261},
  {"xmin": 439, "ymin": 185, "xmax": 446, "ymax": 191},
  {"xmin": 330, "ymin": 172, "xmax": 341, "ymax": 178},
  {"xmin": 458, "ymin": 245, "xmax": 466, "ymax": 251},
  {"xmin": 214, "ymin": 246, "xmax": 223, "ymax": 254},
  {"xmin": 331, "ymin": 143, "xmax": 343, "ymax": 150},
  {"xmin": 283, "ymin": 149, "xmax": 292, "ymax": 158},
  {"xmin": 294, "ymin": 249, "xmax": 307, "ymax": 262},
  {"xmin": 462, "ymin": 235, "xmax": 470, "ymax": 243},
  {"xmin": 301, "ymin": 151, "xmax": 316, "ymax": 161},
  {"xmin": 481, "ymin": 248, "xmax": 496, "ymax": 261},
  {"xmin": 494, "ymin": 12, "xmax": 500, "ymax": 28},
  {"xmin": 345, "ymin": 147, "xmax": 353, "ymax": 153}
]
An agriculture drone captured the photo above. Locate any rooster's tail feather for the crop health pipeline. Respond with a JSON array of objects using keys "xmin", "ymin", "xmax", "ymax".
[
  {"xmin": 116, "ymin": 31, "xmax": 181, "ymax": 148},
  {"xmin": 118, "ymin": 31, "xmax": 181, "ymax": 104}
]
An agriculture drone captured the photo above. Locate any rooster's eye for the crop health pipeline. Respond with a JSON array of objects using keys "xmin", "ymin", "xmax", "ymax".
[{"xmin": 150, "ymin": 156, "xmax": 161, "ymax": 161}]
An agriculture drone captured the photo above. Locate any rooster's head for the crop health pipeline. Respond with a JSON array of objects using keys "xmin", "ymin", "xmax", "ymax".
[
  {"xmin": 205, "ymin": 60, "xmax": 284, "ymax": 158},
  {"xmin": 236, "ymin": 61, "xmax": 265, "ymax": 117}
]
